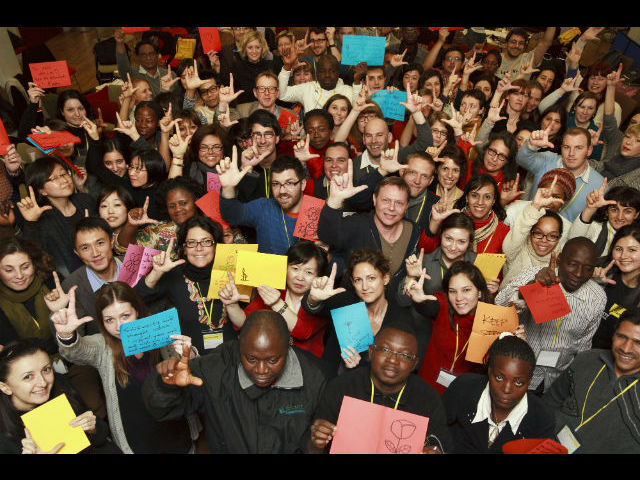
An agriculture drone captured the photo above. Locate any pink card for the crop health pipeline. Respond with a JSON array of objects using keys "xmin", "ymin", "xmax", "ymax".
[
  {"xmin": 28, "ymin": 131, "xmax": 81, "ymax": 149},
  {"xmin": 199, "ymin": 27, "xmax": 221, "ymax": 53},
  {"xmin": 206, "ymin": 172, "xmax": 221, "ymax": 193},
  {"xmin": 117, "ymin": 244, "xmax": 161, "ymax": 287},
  {"xmin": 293, "ymin": 195, "xmax": 325, "ymax": 241},
  {"xmin": 29, "ymin": 61, "xmax": 72, "ymax": 89},
  {"xmin": 330, "ymin": 396, "xmax": 429, "ymax": 454},
  {"xmin": 278, "ymin": 109, "xmax": 298, "ymax": 131},
  {"xmin": 518, "ymin": 282, "xmax": 572, "ymax": 324},
  {"xmin": 0, "ymin": 118, "xmax": 10, "ymax": 155},
  {"xmin": 195, "ymin": 189, "xmax": 229, "ymax": 229},
  {"xmin": 121, "ymin": 27, "xmax": 151, "ymax": 34}
]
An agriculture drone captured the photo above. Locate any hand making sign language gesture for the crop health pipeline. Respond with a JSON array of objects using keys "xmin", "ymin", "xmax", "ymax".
[
  {"xmin": 326, "ymin": 158, "xmax": 369, "ymax": 209},
  {"xmin": 50, "ymin": 286, "xmax": 93, "ymax": 340},
  {"xmin": 114, "ymin": 111, "xmax": 140, "ymax": 142},
  {"xmin": 143, "ymin": 237, "xmax": 186, "ymax": 289},
  {"xmin": 218, "ymin": 73, "xmax": 244, "ymax": 105},
  {"xmin": 531, "ymin": 174, "xmax": 565, "ymax": 211},
  {"xmin": 218, "ymin": 145, "xmax": 254, "ymax": 198},
  {"xmin": 43, "ymin": 271, "xmax": 70, "ymax": 313},
  {"xmin": 378, "ymin": 140, "xmax": 407, "ymax": 176},
  {"xmin": 160, "ymin": 65, "xmax": 180, "ymax": 92},
  {"xmin": 307, "ymin": 263, "xmax": 346, "ymax": 306},
  {"xmin": 128, "ymin": 196, "xmax": 160, "ymax": 227},
  {"xmin": 500, "ymin": 172, "xmax": 526, "ymax": 206},
  {"xmin": 580, "ymin": 177, "xmax": 615, "ymax": 223},
  {"xmin": 16, "ymin": 186, "xmax": 53, "ymax": 222},
  {"xmin": 534, "ymin": 251, "xmax": 562, "ymax": 286},
  {"xmin": 390, "ymin": 49, "xmax": 409, "ymax": 68},
  {"xmin": 293, "ymin": 134, "xmax": 320, "ymax": 165},
  {"xmin": 404, "ymin": 248, "xmax": 426, "ymax": 280},
  {"xmin": 218, "ymin": 271, "xmax": 251, "ymax": 305},
  {"xmin": 404, "ymin": 268, "xmax": 437, "ymax": 303},
  {"xmin": 528, "ymin": 121, "xmax": 556, "ymax": 150},
  {"xmin": 156, "ymin": 343, "xmax": 203, "ymax": 387}
]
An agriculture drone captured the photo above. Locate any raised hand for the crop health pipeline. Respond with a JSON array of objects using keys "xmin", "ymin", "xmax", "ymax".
[
  {"xmin": 559, "ymin": 73, "xmax": 583, "ymax": 94},
  {"xmin": 441, "ymin": 105, "xmax": 465, "ymax": 135},
  {"xmin": 50, "ymin": 286, "xmax": 93, "ymax": 339},
  {"xmin": 27, "ymin": 82, "xmax": 46, "ymax": 104},
  {"xmin": 437, "ymin": 27, "xmax": 449, "ymax": 43},
  {"xmin": 581, "ymin": 27, "xmax": 605, "ymax": 42},
  {"xmin": 583, "ymin": 177, "xmax": 615, "ymax": 218},
  {"xmin": 486, "ymin": 278, "xmax": 501, "ymax": 295},
  {"xmin": 460, "ymin": 123, "xmax": 482, "ymax": 147},
  {"xmin": 378, "ymin": 140, "xmax": 407, "ymax": 176},
  {"xmin": 16, "ymin": 185, "xmax": 53, "ymax": 222},
  {"xmin": 589, "ymin": 121, "xmax": 604, "ymax": 147},
  {"xmin": 21, "ymin": 428, "xmax": 64, "ymax": 454},
  {"xmin": 405, "ymin": 248, "xmax": 425, "ymax": 279},
  {"xmin": 68, "ymin": 410, "xmax": 97, "ymax": 434},
  {"xmin": 151, "ymin": 237, "xmax": 186, "ymax": 274},
  {"xmin": 309, "ymin": 419, "xmax": 337, "ymax": 451},
  {"xmin": 327, "ymin": 158, "xmax": 369, "ymax": 207},
  {"xmin": 426, "ymin": 141, "xmax": 447, "ymax": 160},
  {"xmin": 114, "ymin": 111, "xmax": 140, "ymax": 141},
  {"xmin": 500, "ymin": 172, "xmax": 526, "ymax": 206},
  {"xmin": 160, "ymin": 65, "xmax": 180, "ymax": 92},
  {"xmin": 169, "ymin": 334, "xmax": 195, "ymax": 358},
  {"xmin": 257, "ymin": 284, "xmax": 282, "ymax": 308},
  {"xmin": 157, "ymin": 343, "xmax": 203, "ymax": 387},
  {"xmin": 517, "ymin": 55, "xmax": 539, "ymax": 78},
  {"xmin": 308, "ymin": 263, "xmax": 346, "ymax": 304},
  {"xmin": 43, "ymin": 271, "xmax": 70, "ymax": 313},
  {"xmin": 430, "ymin": 200, "xmax": 461, "ymax": 224},
  {"xmin": 443, "ymin": 73, "xmax": 461, "ymax": 97},
  {"xmin": 593, "ymin": 259, "xmax": 617, "ymax": 285},
  {"xmin": 496, "ymin": 71, "xmax": 518, "ymax": 94},
  {"xmin": 207, "ymin": 51, "xmax": 221, "ymax": 72},
  {"xmin": 218, "ymin": 73, "xmax": 244, "ymax": 104},
  {"xmin": 2, "ymin": 144, "xmax": 24, "ymax": 175},
  {"xmin": 390, "ymin": 48, "xmax": 409, "ymax": 68},
  {"xmin": 352, "ymin": 88, "xmax": 376, "ymax": 112},
  {"xmin": 218, "ymin": 271, "xmax": 250, "ymax": 305},
  {"xmin": 565, "ymin": 41, "xmax": 584, "ymax": 69},
  {"xmin": 217, "ymin": 110, "xmax": 238, "ymax": 128},
  {"xmin": 218, "ymin": 146, "xmax": 252, "ymax": 189},
  {"xmin": 534, "ymin": 251, "xmax": 562, "ymax": 286},
  {"xmin": 404, "ymin": 268, "xmax": 437, "ymax": 303},
  {"xmin": 158, "ymin": 102, "xmax": 176, "ymax": 134},
  {"xmin": 128, "ymin": 196, "xmax": 160, "ymax": 226},
  {"xmin": 399, "ymin": 84, "xmax": 425, "ymax": 113},
  {"xmin": 168, "ymin": 122, "xmax": 192, "ymax": 159},
  {"xmin": 463, "ymin": 51, "xmax": 482, "ymax": 77},
  {"xmin": 607, "ymin": 62, "xmax": 623, "ymax": 86},
  {"xmin": 120, "ymin": 73, "xmax": 139, "ymax": 101},
  {"xmin": 293, "ymin": 134, "xmax": 320, "ymax": 165},
  {"xmin": 425, "ymin": 95, "xmax": 443, "ymax": 113},
  {"xmin": 184, "ymin": 60, "xmax": 207, "ymax": 91},
  {"xmin": 342, "ymin": 345, "xmax": 361, "ymax": 368},
  {"xmin": 528, "ymin": 122, "xmax": 556, "ymax": 150},
  {"xmin": 531, "ymin": 174, "xmax": 565, "ymax": 210}
]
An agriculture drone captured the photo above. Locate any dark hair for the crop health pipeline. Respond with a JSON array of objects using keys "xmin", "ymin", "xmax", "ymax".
[
  {"xmin": 607, "ymin": 224, "xmax": 640, "ymax": 266},
  {"xmin": 429, "ymin": 111, "xmax": 456, "ymax": 146},
  {"xmin": 442, "ymin": 261, "xmax": 490, "ymax": 331},
  {"xmin": 248, "ymin": 109, "xmax": 281, "ymax": 136},
  {"xmin": 323, "ymin": 94, "xmax": 352, "ymax": 118},
  {"xmin": 0, "ymin": 236, "xmax": 54, "ymax": 281},
  {"xmin": 454, "ymin": 173, "xmax": 507, "ymax": 221},
  {"xmin": 593, "ymin": 186, "xmax": 640, "ymax": 224},
  {"xmin": 102, "ymin": 136, "xmax": 131, "ymax": 165},
  {"xmin": 615, "ymin": 309, "xmax": 640, "ymax": 333},
  {"xmin": 460, "ymin": 88, "xmax": 487, "ymax": 113},
  {"xmin": 441, "ymin": 46, "xmax": 464, "ymax": 66},
  {"xmin": 570, "ymin": 91, "xmax": 600, "ymax": 117},
  {"xmin": 95, "ymin": 282, "xmax": 156, "ymax": 388},
  {"xmin": 325, "ymin": 141, "xmax": 350, "ymax": 158},
  {"xmin": 134, "ymin": 100, "xmax": 163, "ymax": 123},
  {"xmin": 534, "ymin": 210, "xmax": 564, "ymax": 237},
  {"xmin": 474, "ymin": 131, "xmax": 518, "ymax": 182},
  {"xmin": 176, "ymin": 214, "xmax": 224, "ymax": 259},
  {"xmin": 135, "ymin": 40, "xmax": 158, "ymax": 55},
  {"xmin": 153, "ymin": 91, "xmax": 181, "ymax": 117},
  {"xmin": 437, "ymin": 144, "xmax": 468, "ymax": 181},
  {"xmin": 287, "ymin": 240, "xmax": 328, "ymax": 277},
  {"xmin": 74, "ymin": 216, "xmax": 113, "ymax": 244},
  {"xmin": 405, "ymin": 151, "xmax": 436, "ymax": 170},
  {"xmin": 56, "ymin": 89, "xmax": 93, "ymax": 122},
  {"xmin": 155, "ymin": 176, "xmax": 205, "ymax": 223},
  {"xmin": 96, "ymin": 184, "xmax": 136, "ymax": 213},
  {"xmin": 25, "ymin": 156, "xmax": 70, "ymax": 205},
  {"xmin": 483, "ymin": 334, "xmax": 536, "ymax": 379},
  {"xmin": 563, "ymin": 126, "xmax": 592, "ymax": 148},
  {"xmin": 471, "ymin": 73, "xmax": 498, "ymax": 99},
  {"xmin": 420, "ymin": 69, "xmax": 444, "ymax": 93},
  {"xmin": 540, "ymin": 103, "xmax": 568, "ymax": 151},
  {"xmin": 506, "ymin": 28, "xmax": 529, "ymax": 45},
  {"xmin": 185, "ymin": 123, "xmax": 231, "ymax": 169},
  {"xmin": 133, "ymin": 149, "xmax": 167, "ymax": 187},
  {"xmin": 304, "ymin": 108, "xmax": 334, "ymax": 131},
  {"xmin": 375, "ymin": 321, "xmax": 418, "ymax": 343},
  {"xmin": 373, "ymin": 175, "xmax": 410, "ymax": 201},
  {"xmin": 441, "ymin": 212, "xmax": 476, "ymax": 245},
  {"xmin": 347, "ymin": 248, "xmax": 390, "ymax": 280},
  {"xmin": 271, "ymin": 155, "xmax": 305, "ymax": 182},
  {"xmin": 239, "ymin": 310, "xmax": 290, "ymax": 350},
  {"xmin": 580, "ymin": 61, "xmax": 614, "ymax": 98}
]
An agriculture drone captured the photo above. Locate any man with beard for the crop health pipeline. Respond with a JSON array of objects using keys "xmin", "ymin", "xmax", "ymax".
[
  {"xmin": 495, "ymin": 237, "xmax": 606, "ymax": 393},
  {"xmin": 496, "ymin": 27, "xmax": 556, "ymax": 80},
  {"xmin": 219, "ymin": 148, "xmax": 307, "ymax": 255}
]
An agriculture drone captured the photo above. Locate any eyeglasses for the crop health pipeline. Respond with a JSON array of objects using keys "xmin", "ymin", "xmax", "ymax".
[
  {"xmin": 199, "ymin": 144, "xmax": 223, "ymax": 153},
  {"xmin": 46, "ymin": 171, "xmax": 71, "ymax": 183},
  {"xmin": 255, "ymin": 86, "xmax": 278, "ymax": 94},
  {"xmin": 358, "ymin": 114, "xmax": 376, "ymax": 123},
  {"xmin": 372, "ymin": 345, "xmax": 417, "ymax": 362},
  {"xmin": 486, "ymin": 147, "xmax": 508, "ymax": 163},
  {"xmin": 431, "ymin": 128, "xmax": 449, "ymax": 137},
  {"xmin": 199, "ymin": 85, "xmax": 219, "ymax": 96},
  {"xmin": 531, "ymin": 230, "xmax": 560, "ymax": 242},
  {"xmin": 184, "ymin": 238, "xmax": 215, "ymax": 249},
  {"xmin": 127, "ymin": 164, "xmax": 146, "ymax": 173},
  {"xmin": 251, "ymin": 131, "xmax": 276, "ymax": 140},
  {"xmin": 309, "ymin": 38, "xmax": 327, "ymax": 44},
  {"xmin": 271, "ymin": 180, "xmax": 302, "ymax": 190}
]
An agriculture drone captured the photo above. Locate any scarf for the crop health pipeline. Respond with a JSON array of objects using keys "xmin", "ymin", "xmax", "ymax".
[
  {"xmin": 464, "ymin": 208, "xmax": 498, "ymax": 252},
  {"xmin": 602, "ymin": 155, "xmax": 640, "ymax": 179},
  {"xmin": 0, "ymin": 277, "xmax": 52, "ymax": 341},
  {"xmin": 190, "ymin": 161, "xmax": 219, "ymax": 186}
]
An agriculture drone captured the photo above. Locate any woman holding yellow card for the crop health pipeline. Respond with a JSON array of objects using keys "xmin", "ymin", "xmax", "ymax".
[{"xmin": 0, "ymin": 339, "xmax": 115, "ymax": 454}]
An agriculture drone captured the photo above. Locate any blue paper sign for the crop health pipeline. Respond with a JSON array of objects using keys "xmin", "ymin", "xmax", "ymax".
[
  {"xmin": 26, "ymin": 136, "xmax": 54, "ymax": 155},
  {"xmin": 371, "ymin": 90, "xmax": 407, "ymax": 121},
  {"xmin": 330, "ymin": 302, "xmax": 375, "ymax": 354},
  {"xmin": 120, "ymin": 308, "xmax": 181, "ymax": 357},
  {"xmin": 341, "ymin": 35, "xmax": 386, "ymax": 66}
]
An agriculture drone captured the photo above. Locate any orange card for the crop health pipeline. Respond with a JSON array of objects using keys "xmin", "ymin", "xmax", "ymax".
[
  {"xmin": 465, "ymin": 302, "xmax": 519, "ymax": 364},
  {"xmin": 199, "ymin": 27, "xmax": 221, "ymax": 53},
  {"xmin": 195, "ymin": 189, "xmax": 229, "ymax": 230},
  {"xmin": 293, "ymin": 195, "xmax": 325, "ymax": 241},
  {"xmin": 0, "ymin": 117, "xmax": 10, "ymax": 155},
  {"xmin": 29, "ymin": 61, "xmax": 72, "ymax": 89},
  {"xmin": 518, "ymin": 282, "xmax": 572, "ymax": 324}
]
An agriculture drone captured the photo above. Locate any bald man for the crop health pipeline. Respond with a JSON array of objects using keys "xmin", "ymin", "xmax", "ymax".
[{"xmin": 142, "ymin": 310, "xmax": 327, "ymax": 453}]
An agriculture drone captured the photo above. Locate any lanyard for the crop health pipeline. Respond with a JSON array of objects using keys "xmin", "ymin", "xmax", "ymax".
[
  {"xmin": 281, "ymin": 208, "xmax": 291, "ymax": 248},
  {"xmin": 576, "ymin": 364, "xmax": 639, "ymax": 431},
  {"xmin": 264, "ymin": 169, "xmax": 270, "ymax": 198},
  {"xmin": 482, "ymin": 232, "xmax": 495, "ymax": 253},
  {"xmin": 436, "ymin": 185, "xmax": 456, "ymax": 209},
  {"xmin": 415, "ymin": 196, "xmax": 427, "ymax": 223},
  {"xmin": 560, "ymin": 169, "xmax": 588, "ymax": 213},
  {"xmin": 552, "ymin": 317, "xmax": 563, "ymax": 345},
  {"xmin": 194, "ymin": 282, "xmax": 215, "ymax": 328},
  {"xmin": 370, "ymin": 378, "xmax": 406, "ymax": 410},
  {"xmin": 450, "ymin": 324, "xmax": 470, "ymax": 371}
]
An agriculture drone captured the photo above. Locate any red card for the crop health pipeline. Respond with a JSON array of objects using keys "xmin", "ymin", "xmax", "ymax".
[
  {"xmin": 29, "ymin": 61, "xmax": 72, "ymax": 89},
  {"xmin": 293, "ymin": 195, "xmax": 325, "ymax": 241},
  {"xmin": 502, "ymin": 438, "xmax": 568, "ymax": 454},
  {"xmin": 28, "ymin": 131, "xmax": 81, "ymax": 149},
  {"xmin": 428, "ymin": 27, "xmax": 465, "ymax": 31},
  {"xmin": 518, "ymin": 282, "xmax": 572, "ymax": 324},
  {"xmin": 278, "ymin": 109, "xmax": 298, "ymax": 131},
  {"xmin": 195, "ymin": 189, "xmax": 229, "ymax": 230},
  {"xmin": 199, "ymin": 27, "xmax": 221, "ymax": 53},
  {"xmin": 0, "ymin": 117, "xmax": 10, "ymax": 155},
  {"xmin": 121, "ymin": 27, "xmax": 151, "ymax": 34}
]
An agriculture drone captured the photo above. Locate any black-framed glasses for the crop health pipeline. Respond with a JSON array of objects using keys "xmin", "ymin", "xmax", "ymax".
[
  {"xmin": 184, "ymin": 238, "xmax": 215, "ymax": 249},
  {"xmin": 199, "ymin": 144, "xmax": 223, "ymax": 153},
  {"xmin": 531, "ymin": 230, "xmax": 560, "ymax": 242},
  {"xmin": 486, "ymin": 147, "xmax": 508, "ymax": 163},
  {"xmin": 199, "ymin": 85, "xmax": 219, "ymax": 96},
  {"xmin": 271, "ymin": 180, "xmax": 302, "ymax": 190},
  {"xmin": 372, "ymin": 345, "xmax": 417, "ymax": 362}
]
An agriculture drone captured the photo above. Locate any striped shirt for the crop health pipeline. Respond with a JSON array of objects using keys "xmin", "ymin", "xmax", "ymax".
[{"xmin": 495, "ymin": 265, "xmax": 606, "ymax": 390}]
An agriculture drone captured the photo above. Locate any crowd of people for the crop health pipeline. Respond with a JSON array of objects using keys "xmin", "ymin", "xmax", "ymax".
[{"xmin": 0, "ymin": 25, "xmax": 639, "ymax": 454}]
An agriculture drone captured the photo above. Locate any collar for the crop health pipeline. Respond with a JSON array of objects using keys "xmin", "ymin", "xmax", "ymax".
[
  {"xmin": 599, "ymin": 350, "xmax": 640, "ymax": 382},
  {"xmin": 360, "ymin": 150, "xmax": 379, "ymax": 170},
  {"xmin": 86, "ymin": 258, "xmax": 122, "ymax": 293},
  {"xmin": 471, "ymin": 381, "xmax": 528, "ymax": 435},
  {"xmin": 237, "ymin": 347, "xmax": 303, "ymax": 390},
  {"xmin": 557, "ymin": 157, "xmax": 591, "ymax": 183},
  {"xmin": 138, "ymin": 65, "xmax": 160, "ymax": 79},
  {"xmin": 558, "ymin": 274, "xmax": 596, "ymax": 301}
]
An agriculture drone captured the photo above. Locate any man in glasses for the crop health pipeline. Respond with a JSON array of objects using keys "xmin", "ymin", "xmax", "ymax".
[
  {"xmin": 497, "ymin": 27, "xmax": 556, "ymax": 80},
  {"xmin": 183, "ymin": 69, "xmax": 240, "ymax": 127},
  {"xmin": 236, "ymin": 71, "xmax": 298, "ymax": 123},
  {"xmin": 305, "ymin": 323, "xmax": 451, "ymax": 453}
]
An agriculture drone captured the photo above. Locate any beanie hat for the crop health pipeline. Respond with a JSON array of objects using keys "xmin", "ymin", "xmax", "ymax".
[{"xmin": 538, "ymin": 168, "xmax": 576, "ymax": 201}]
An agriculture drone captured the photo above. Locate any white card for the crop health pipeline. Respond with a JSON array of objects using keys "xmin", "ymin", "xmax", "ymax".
[
  {"xmin": 436, "ymin": 369, "xmax": 457, "ymax": 388},
  {"xmin": 537, "ymin": 350, "xmax": 561, "ymax": 367},
  {"xmin": 557, "ymin": 425, "xmax": 580, "ymax": 454},
  {"xmin": 203, "ymin": 332, "xmax": 223, "ymax": 350}
]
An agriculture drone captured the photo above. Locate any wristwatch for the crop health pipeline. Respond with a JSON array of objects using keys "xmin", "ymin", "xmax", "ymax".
[{"xmin": 277, "ymin": 301, "xmax": 289, "ymax": 315}]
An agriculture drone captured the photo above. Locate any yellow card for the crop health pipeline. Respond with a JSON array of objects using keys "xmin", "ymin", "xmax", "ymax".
[
  {"xmin": 174, "ymin": 38, "xmax": 196, "ymax": 60},
  {"xmin": 235, "ymin": 250, "xmax": 287, "ymax": 290},
  {"xmin": 207, "ymin": 244, "xmax": 258, "ymax": 299},
  {"xmin": 21, "ymin": 393, "xmax": 90, "ymax": 454},
  {"xmin": 474, "ymin": 253, "xmax": 506, "ymax": 280}
]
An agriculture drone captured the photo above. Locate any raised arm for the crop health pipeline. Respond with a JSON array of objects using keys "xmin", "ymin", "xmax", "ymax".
[
  {"xmin": 422, "ymin": 27, "xmax": 449, "ymax": 71},
  {"xmin": 531, "ymin": 27, "xmax": 557, "ymax": 67}
]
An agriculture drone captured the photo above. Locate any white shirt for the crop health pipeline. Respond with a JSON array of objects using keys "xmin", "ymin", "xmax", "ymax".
[
  {"xmin": 471, "ymin": 382, "xmax": 529, "ymax": 439},
  {"xmin": 278, "ymin": 68, "xmax": 362, "ymax": 112}
]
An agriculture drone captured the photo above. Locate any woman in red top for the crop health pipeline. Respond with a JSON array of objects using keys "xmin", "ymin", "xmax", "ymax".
[
  {"xmin": 404, "ymin": 261, "xmax": 489, "ymax": 394},
  {"xmin": 460, "ymin": 131, "xmax": 518, "ymax": 194},
  {"xmin": 219, "ymin": 240, "xmax": 328, "ymax": 358}
]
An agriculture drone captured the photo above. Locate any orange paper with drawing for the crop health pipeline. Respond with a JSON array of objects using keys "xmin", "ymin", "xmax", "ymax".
[
  {"xmin": 474, "ymin": 253, "xmax": 506, "ymax": 280},
  {"xmin": 465, "ymin": 302, "xmax": 518, "ymax": 364},
  {"xmin": 207, "ymin": 243, "xmax": 258, "ymax": 299},
  {"xmin": 235, "ymin": 250, "xmax": 287, "ymax": 290},
  {"xmin": 293, "ymin": 195, "xmax": 325, "ymax": 241},
  {"xmin": 29, "ymin": 61, "xmax": 72, "ymax": 89},
  {"xmin": 518, "ymin": 282, "xmax": 571, "ymax": 324},
  {"xmin": 330, "ymin": 396, "xmax": 429, "ymax": 454}
]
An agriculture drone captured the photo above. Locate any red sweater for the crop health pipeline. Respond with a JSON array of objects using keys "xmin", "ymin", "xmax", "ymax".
[{"xmin": 242, "ymin": 290, "xmax": 327, "ymax": 358}]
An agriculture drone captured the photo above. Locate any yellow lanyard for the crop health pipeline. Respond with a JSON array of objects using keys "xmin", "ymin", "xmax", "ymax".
[
  {"xmin": 482, "ymin": 232, "xmax": 495, "ymax": 253},
  {"xmin": 552, "ymin": 317, "xmax": 563, "ymax": 345},
  {"xmin": 415, "ymin": 196, "xmax": 427, "ymax": 223},
  {"xmin": 195, "ymin": 282, "xmax": 214, "ymax": 327},
  {"xmin": 560, "ymin": 169, "xmax": 588, "ymax": 213},
  {"xmin": 576, "ymin": 365, "xmax": 639, "ymax": 431},
  {"xmin": 30, "ymin": 316, "xmax": 40, "ymax": 329},
  {"xmin": 281, "ymin": 208, "xmax": 291, "ymax": 248},
  {"xmin": 371, "ymin": 378, "xmax": 406, "ymax": 410},
  {"xmin": 436, "ymin": 185, "xmax": 456, "ymax": 209},
  {"xmin": 450, "ymin": 324, "xmax": 470, "ymax": 371},
  {"xmin": 264, "ymin": 169, "xmax": 270, "ymax": 198}
]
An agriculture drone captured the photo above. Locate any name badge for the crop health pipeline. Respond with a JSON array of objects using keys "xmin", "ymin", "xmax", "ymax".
[
  {"xmin": 537, "ymin": 350, "xmax": 561, "ymax": 368},
  {"xmin": 436, "ymin": 369, "xmax": 456, "ymax": 388},
  {"xmin": 557, "ymin": 425, "xmax": 580, "ymax": 454},
  {"xmin": 203, "ymin": 327, "xmax": 224, "ymax": 350}
]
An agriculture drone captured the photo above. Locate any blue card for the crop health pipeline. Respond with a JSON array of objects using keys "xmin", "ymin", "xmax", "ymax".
[
  {"xmin": 330, "ymin": 302, "xmax": 375, "ymax": 355},
  {"xmin": 120, "ymin": 308, "xmax": 181, "ymax": 357},
  {"xmin": 341, "ymin": 35, "xmax": 386, "ymax": 66},
  {"xmin": 26, "ymin": 135, "xmax": 54, "ymax": 155},
  {"xmin": 371, "ymin": 90, "xmax": 407, "ymax": 121}
]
